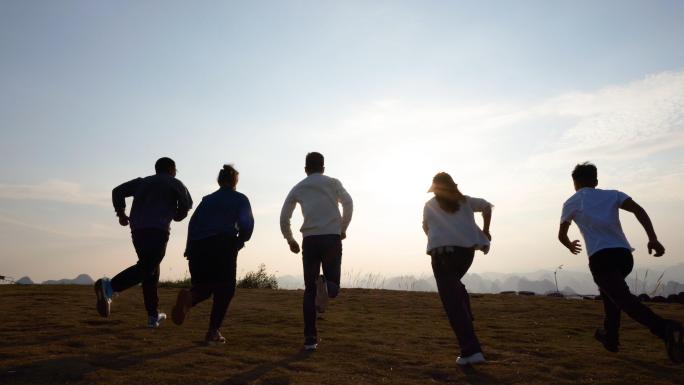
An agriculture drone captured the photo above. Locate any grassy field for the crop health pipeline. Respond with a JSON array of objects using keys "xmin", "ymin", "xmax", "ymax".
[{"xmin": 1, "ymin": 285, "xmax": 683, "ymax": 385}]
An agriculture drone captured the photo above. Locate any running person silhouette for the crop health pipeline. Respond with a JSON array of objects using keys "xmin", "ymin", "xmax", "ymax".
[
  {"xmin": 280, "ymin": 152, "xmax": 353, "ymax": 350},
  {"xmin": 558, "ymin": 162, "xmax": 683, "ymax": 362},
  {"xmin": 423, "ymin": 172, "xmax": 492, "ymax": 366},
  {"xmin": 171, "ymin": 164, "xmax": 254, "ymax": 344},
  {"xmin": 95, "ymin": 157, "xmax": 193, "ymax": 328}
]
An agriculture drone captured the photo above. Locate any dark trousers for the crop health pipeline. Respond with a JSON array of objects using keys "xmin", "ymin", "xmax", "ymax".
[
  {"xmin": 187, "ymin": 234, "xmax": 239, "ymax": 331},
  {"xmin": 111, "ymin": 229, "xmax": 169, "ymax": 317},
  {"xmin": 431, "ymin": 247, "xmax": 482, "ymax": 357},
  {"xmin": 589, "ymin": 248, "xmax": 668, "ymax": 341},
  {"xmin": 302, "ymin": 234, "xmax": 342, "ymax": 338}
]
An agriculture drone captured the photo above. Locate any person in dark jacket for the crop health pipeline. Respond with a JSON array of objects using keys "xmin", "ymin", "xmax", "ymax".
[
  {"xmin": 171, "ymin": 164, "xmax": 254, "ymax": 344},
  {"xmin": 94, "ymin": 157, "xmax": 193, "ymax": 328}
]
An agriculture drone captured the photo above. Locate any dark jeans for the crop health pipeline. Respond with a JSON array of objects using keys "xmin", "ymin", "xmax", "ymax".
[
  {"xmin": 111, "ymin": 229, "xmax": 169, "ymax": 317},
  {"xmin": 302, "ymin": 234, "xmax": 342, "ymax": 338},
  {"xmin": 431, "ymin": 247, "xmax": 482, "ymax": 356},
  {"xmin": 589, "ymin": 248, "xmax": 668, "ymax": 342},
  {"xmin": 187, "ymin": 233, "xmax": 239, "ymax": 331}
]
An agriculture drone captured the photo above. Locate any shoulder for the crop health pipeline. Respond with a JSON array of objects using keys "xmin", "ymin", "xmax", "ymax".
[
  {"xmin": 561, "ymin": 192, "xmax": 581, "ymax": 209},
  {"xmin": 424, "ymin": 197, "xmax": 438, "ymax": 209},
  {"xmin": 235, "ymin": 191, "xmax": 250, "ymax": 202}
]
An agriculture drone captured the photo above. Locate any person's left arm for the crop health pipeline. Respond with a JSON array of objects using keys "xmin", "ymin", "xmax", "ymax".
[
  {"xmin": 237, "ymin": 195, "xmax": 255, "ymax": 246},
  {"xmin": 336, "ymin": 179, "xmax": 353, "ymax": 240},
  {"xmin": 174, "ymin": 180, "xmax": 193, "ymax": 222},
  {"xmin": 470, "ymin": 197, "xmax": 493, "ymax": 240},
  {"xmin": 620, "ymin": 197, "xmax": 665, "ymax": 257}
]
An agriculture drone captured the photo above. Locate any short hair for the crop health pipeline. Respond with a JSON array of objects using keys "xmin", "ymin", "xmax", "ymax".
[
  {"xmin": 572, "ymin": 162, "xmax": 598, "ymax": 187},
  {"xmin": 218, "ymin": 164, "xmax": 239, "ymax": 188},
  {"xmin": 155, "ymin": 157, "xmax": 176, "ymax": 174},
  {"xmin": 305, "ymin": 152, "xmax": 324, "ymax": 171}
]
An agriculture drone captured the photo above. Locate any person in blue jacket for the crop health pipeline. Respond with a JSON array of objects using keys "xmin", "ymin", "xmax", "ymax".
[{"xmin": 171, "ymin": 164, "xmax": 254, "ymax": 344}]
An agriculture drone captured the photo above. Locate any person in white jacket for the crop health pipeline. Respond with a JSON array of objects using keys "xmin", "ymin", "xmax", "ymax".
[
  {"xmin": 280, "ymin": 152, "xmax": 353, "ymax": 351},
  {"xmin": 423, "ymin": 172, "xmax": 492, "ymax": 366}
]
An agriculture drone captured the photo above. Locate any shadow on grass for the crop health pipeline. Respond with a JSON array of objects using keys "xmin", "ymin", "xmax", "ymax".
[
  {"xmin": 218, "ymin": 350, "xmax": 313, "ymax": 385},
  {"xmin": 0, "ymin": 345, "xmax": 198, "ymax": 385},
  {"xmin": 459, "ymin": 365, "xmax": 502, "ymax": 385}
]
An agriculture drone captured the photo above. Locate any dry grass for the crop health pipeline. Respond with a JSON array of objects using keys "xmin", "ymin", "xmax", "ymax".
[{"xmin": 1, "ymin": 285, "xmax": 683, "ymax": 385}]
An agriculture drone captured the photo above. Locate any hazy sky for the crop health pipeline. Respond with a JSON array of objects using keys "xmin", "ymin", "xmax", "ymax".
[{"xmin": 1, "ymin": 1, "xmax": 683, "ymax": 282}]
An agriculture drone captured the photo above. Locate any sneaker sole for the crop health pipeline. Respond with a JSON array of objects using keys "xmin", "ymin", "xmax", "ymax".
[
  {"xmin": 94, "ymin": 279, "xmax": 110, "ymax": 318},
  {"xmin": 171, "ymin": 289, "xmax": 192, "ymax": 325}
]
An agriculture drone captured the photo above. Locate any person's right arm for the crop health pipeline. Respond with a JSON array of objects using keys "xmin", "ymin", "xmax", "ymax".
[
  {"xmin": 422, "ymin": 204, "xmax": 429, "ymax": 236},
  {"xmin": 112, "ymin": 178, "xmax": 142, "ymax": 226},
  {"xmin": 280, "ymin": 188, "xmax": 300, "ymax": 254},
  {"xmin": 174, "ymin": 181, "xmax": 193, "ymax": 222},
  {"xmin": 558, "ymin": 221, "xmax": 582, "ymax": 254},
  {"xmin": 620, "ymin": 198, "xmax": 665, "ymax": 257}
]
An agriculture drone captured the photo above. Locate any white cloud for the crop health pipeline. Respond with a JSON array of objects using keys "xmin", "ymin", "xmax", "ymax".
[{"xmin": 0, "ymin": 179, "xmax": 108, "ymax": 206}]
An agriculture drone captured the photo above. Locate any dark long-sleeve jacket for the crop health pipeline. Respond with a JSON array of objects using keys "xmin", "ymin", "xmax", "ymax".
[
  {"xmin": 112, "ymin": 173, "xmax": 193, "ymax": 232},
  {"xmin": 186, "ymin": 187, "xmax": 254, "ymax": 249}
]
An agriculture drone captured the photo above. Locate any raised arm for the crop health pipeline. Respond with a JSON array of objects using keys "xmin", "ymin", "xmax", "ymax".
[
  {"xmin": 481, "ymin": 205, "xmax": 492, "ymax": 240},
  {"xmin": 173, "ymin": 181, "xmax": 193, "ymax": 222},
  {"xmin": 237, "ymin": 196, "xmax": 255, "ymax": 244},
  {"xmin": 620, "ymin": 198, "xmax": 665, "ymax": 257},
  {"xmin": 336, "ymin": 179, "xmax": 353, "ymax": 239},
  {"xmin": 280, "ymin": 189, "xmax": 300, "ymax": 253},
  {"xmin": 112, "ymin": 178, "xmax": 142, "ymax": 225},
  {"xmin": 558, "ymin": 221, "xmax": 582, "ymax": 254},
  {"xmin": 422, "ymin": 203, "xmax": 430, "ymax": 235}
]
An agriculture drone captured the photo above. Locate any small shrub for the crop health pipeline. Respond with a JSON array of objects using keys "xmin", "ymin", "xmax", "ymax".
[
  {"xmin": 159, "ymin": 276, "xmax": 191, "ymax": 288},
  {"xmin": 237, "ymin": 264, "xmax": 278, "ymax": 289}
]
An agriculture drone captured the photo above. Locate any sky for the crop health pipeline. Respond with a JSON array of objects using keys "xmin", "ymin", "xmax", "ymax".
[{"xmin": 1, "ymin": 1, "xmax": 683, "ymax": 283}]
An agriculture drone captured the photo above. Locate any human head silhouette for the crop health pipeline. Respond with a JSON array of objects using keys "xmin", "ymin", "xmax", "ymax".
[
  {"xmin": 218, "ymin": 164, "xmax": 239, "ymax": 189},
  {"xmin": 155, "ymin": 157, "xmax": 176, "ymax": 177},
  {"xmin": 572, "ymin": 162, "xmax": 598, "ymax": 190},
  {"xmin": 305, "ymin": 152, "xmax": 324, "ymax": 175}
]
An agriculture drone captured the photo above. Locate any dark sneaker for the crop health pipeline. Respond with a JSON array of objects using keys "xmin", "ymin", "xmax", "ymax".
[
  {"xmin": 304, "ymin": 336, "xmax": 318, "ymax": 351},
  {"xmin": 594, "ymin": 328, "xmax": 619, "ymax": 353},
  {"xmin": 315, "ymin": 275, "xmax": 328, "ymax": 314},
  {"xmin": 665, "ymin": 321, "xmax": 684, "ymax": 363},
  {"xmin": 172, "ymin": 289, "xmax": 193, "ymax": 325},
  {"xmin": 147, "ymin": 313, "xmax": 167, "ymax": 328},
  {"xmin": 205, "ymin": 329, "xmax": 226, "ymax": 345},
  {"xmin": 94, "ymin": 278, "xmax": 112, "ymax": 318},
  {"xmin": 456, "ymin": 352, "xmax": 486, "ymax": 366}
]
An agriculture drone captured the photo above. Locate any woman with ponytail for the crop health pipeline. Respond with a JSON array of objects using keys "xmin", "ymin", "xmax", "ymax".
[
  {"xmin": 422, "ymin": 172, "xmax": 492, "ymax": 365},
  {"xmin": 172, "ymin": 164, "xmax": 254, "ymax": 344}
]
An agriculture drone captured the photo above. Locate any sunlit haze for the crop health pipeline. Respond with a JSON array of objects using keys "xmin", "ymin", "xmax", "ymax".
[{"xmin": 1, "ymin": 1, "xmax": 683, "ymax": 282}]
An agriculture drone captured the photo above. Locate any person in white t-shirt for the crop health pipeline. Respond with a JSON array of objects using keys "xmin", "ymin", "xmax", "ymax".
[
  {"xmin": 558, "ymin": 162, "xmax": 682, "ymax": 363},
  {"xmin": 422, "ymin": 172, "xmax": 492, "ymax": 366},
  {"xmin": 280, "ymin": 152, "xmax": 353, "ymax": 351}
]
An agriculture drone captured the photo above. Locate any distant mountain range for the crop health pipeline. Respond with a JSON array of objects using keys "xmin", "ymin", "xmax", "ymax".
[
  {"xmin": 277, "ymin": 263, "xmax": 684, "ymax": 296},
  {"xmin": 14, "ymin": 274, "xmax": 94, "ymax": 285},
  {"xmin": 11, "ymin": 264, "xmax": 684, "ymax": 296}
]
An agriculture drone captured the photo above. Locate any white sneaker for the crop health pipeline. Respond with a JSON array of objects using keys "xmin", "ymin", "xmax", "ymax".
[
  {"xmin": 315, "ymin": 275, "xmax": 328, "ymax": 313},
  {"xmin": 147, "ymin": 312, "xmax": 167, "ymax": 328},
  {"xmin": 456, "ymin": 352, "xmax": 486, "ymax": 366}
]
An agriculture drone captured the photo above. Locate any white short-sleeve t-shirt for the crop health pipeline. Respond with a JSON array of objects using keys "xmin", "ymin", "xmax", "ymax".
[
  {"xmin": 423, "ymin": 196, "xmax": 492, "ymax": 254},
  {"xmin": 560, "ymin": 188, "xmax": 633, "ymax": 257}
]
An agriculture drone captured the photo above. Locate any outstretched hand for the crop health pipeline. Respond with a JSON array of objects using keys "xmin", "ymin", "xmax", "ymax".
[
  {"xmin": 288, "ymin": 240, "xmax": 300, "ymax": 254},
  {"xmin": 118, "ymin": 214, "xmax": 129, "ymax": 227},
  {"xmin": 648, "ymin": 240, "xmax": 665, "ymax": 257},
  {"xmin": 567, "ymin": 240, "xmax": 582, "ymax": 255}
]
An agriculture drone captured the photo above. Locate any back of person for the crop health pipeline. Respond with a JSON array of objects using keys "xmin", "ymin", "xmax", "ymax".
[
  {"xmin": 130, "ymin": 173, "xmax": 190, "ymax": 231},
  {"xmin": 424, "ymin": 195, "xmax": 491, "ymax": 253},
  {"xmin": 188, "ymin": 188, "xmax": 252, "ymax": 242},
  {"xmin": 561, "ymin": 188, "xmax": 631, "ymax": 256},
  {"xmin": 291, "ymin": 173, "xmax": 345, "ymax": 236}
]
